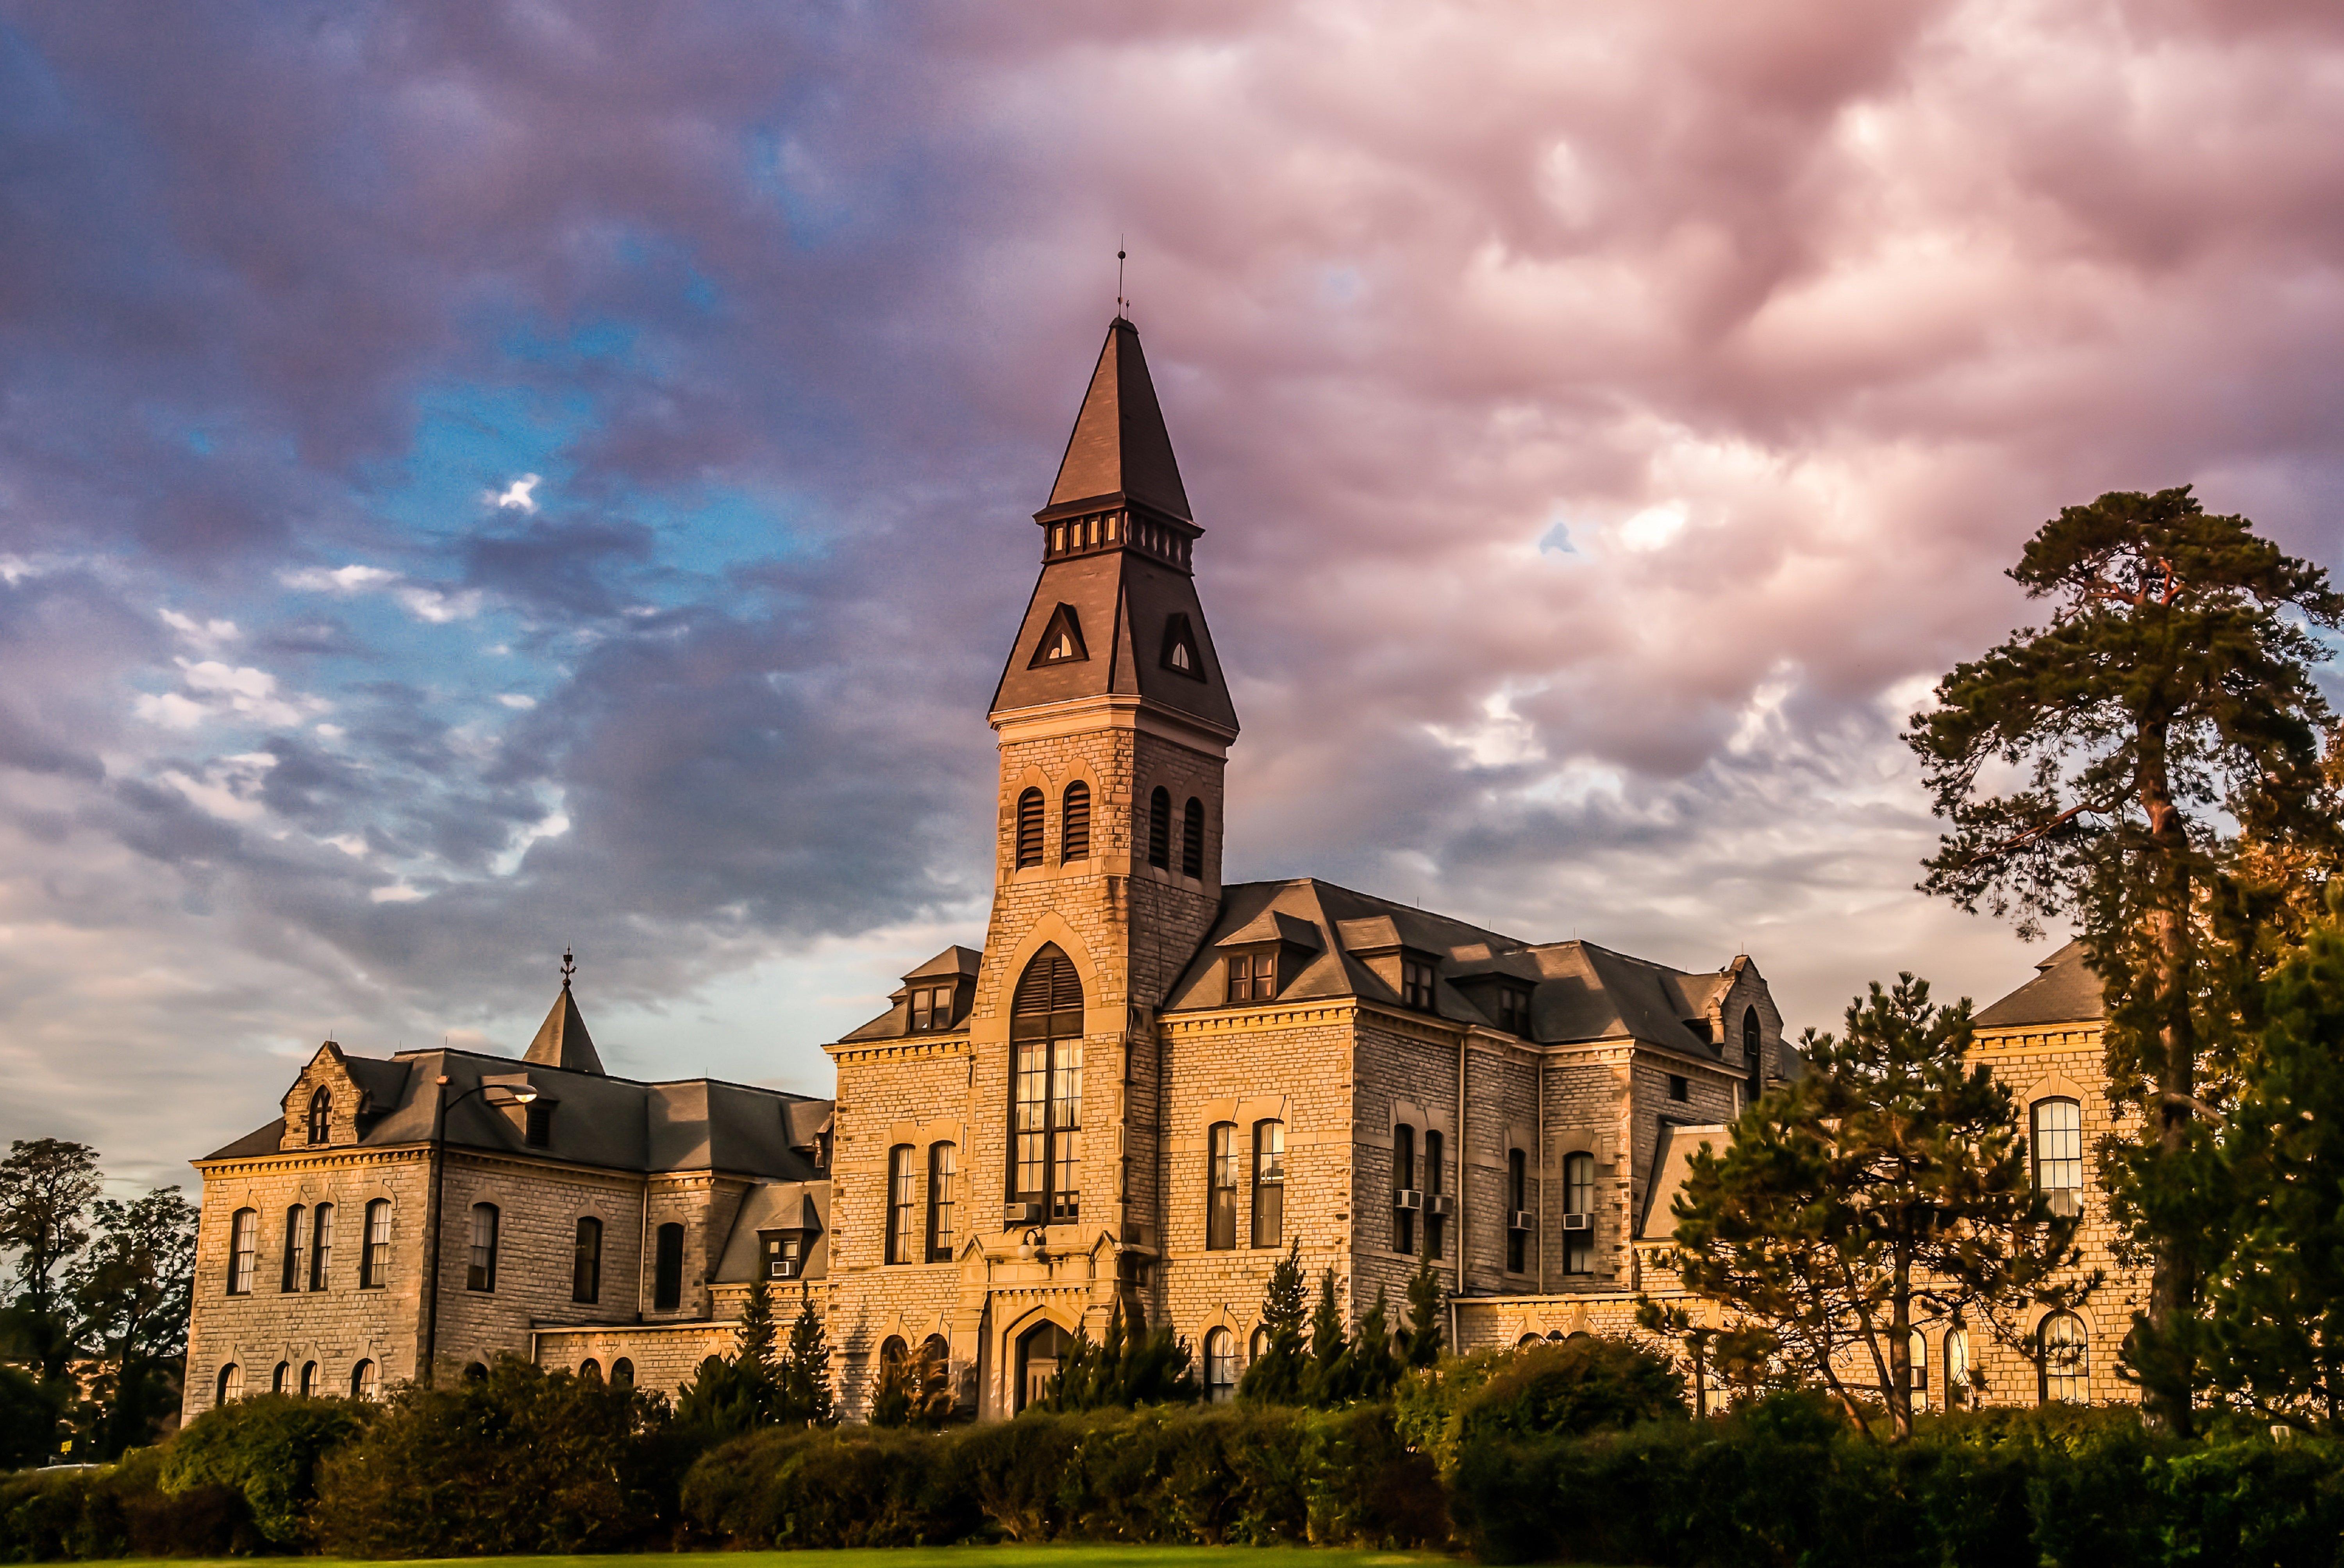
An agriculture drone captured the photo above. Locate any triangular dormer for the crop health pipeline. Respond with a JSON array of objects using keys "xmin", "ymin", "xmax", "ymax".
[{"xmin": 1027, "ymin": 603, "xmax": 1088, "ymax": 668}]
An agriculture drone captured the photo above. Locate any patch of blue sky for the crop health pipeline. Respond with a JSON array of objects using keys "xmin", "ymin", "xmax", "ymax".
[{"xmin": 1538, "ymin": 511, "xmax": 1579, "ymax": 555}]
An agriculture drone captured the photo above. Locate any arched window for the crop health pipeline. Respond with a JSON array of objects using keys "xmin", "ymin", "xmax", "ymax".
[
  {"xmin": 1207, "ymin": 1123, "xmax": 1239, "ymax": 1250},
  {"xmin": 307, "ymin": 1087, "xmax": 331, "ymax": 1145},
  {"xmin": 654, "ymin": 1222, "xmax": 685, "ymax": 1311},
  {"xmin": 1249, "ymin": 1325, "xmax": 1270, "ymax": 1362},
  {"xmin": 1946, "ymin": 1328, "xmax": 1971, "ymax": 1407},
  {"xmin": 611, "ymin": 1357, "xmax": 634, "ymax": 1388},
  {"xmin": 1506, "ymin": 1148, "xmax": 1530, "ymax": 1274},
  {"xmin": 927, "ymin": 1142, "xmax": 958, "ymax": 1262},
  {"xmin": 351, "ymin": 1359, "xmax": 381, "ymax": 1400},
  {"xmin": 227, "ymin": 1208, "xmax": 257, "ymax": 1295},
  {"xmin": 1181, "ymin": 797, "xmax": 1205, "ymax": 879},
  {"xmin": 1010, "ymin": 946, "xmax": 1084, "ymax": 1224},
  {"xmin": 1424, "ymin": 1130, "xmax": 1446, "ymax": 1259},
  {"xmin": 466, "ymin": 1204, "xmax": 499, "ymax": 1293},
  {"xmin": 1146, "ymin": 788, "xmax": 1171, "ymax": 869},
  {"xmin": 1061, "ymin": 781, "xmax": 1090, "ymax": 863},
  {"xmin": 1562, "ymin": 1151, "xmax": 1595, "ymax": 1275},
  {"xmin": 1204, "ymin": 1328, "xmax": 1237, "ymax": 1402},
  {"xmin": 2039, "ymin": 1313, "xmax": 2088, "ymax": 1404},
  {"xmin": 271, "ymin": 1362, "xmax": 290, "ymax": 1394},
  {"xmin": 281, "ymin": 1204, "xmax": 308, "ymax": 1293},
  {"xmin": 216, "ymin": 1363, "xmax": 243, "ymax": 1404},
  {"xmin": 298, "ymin": 1360, "xmax": 318, "ymax": 1397},
  {"xmin": 1015, "ymin": 788, "xmax": 1045, "ymax": 869},
  {"xmin": 881, "ymin": 1334, "xmax": 908, "ymax": 1366},
  {"xmin": 573, "ymin": 1216, "xmax": 603, "ymax": 1304},
  {"xmin": 1743, "ymin": 1007, "xmax": 1763, "ymax": 1105},
  {"xmin": 1392, "ymin": 1125, "xmax": 1418, "ymax": 1254},
  {"xmin": 2031, "ymin": 1099, "xmax": 2084, "ymax": 1216},
  {"xmin": 464, "ymin": 1361, "xmax": 489, "ymax": 1382},
  {"xmin": 1909, "ymin": 1330, "xmax": 1930, "ymax": 1402},
  {"xmin": 361, "ymin": 1199, "xmax": 391, "ymax": 1288},
  {"xmin": 310, "ymin": 1202, "xmax": 334, "ymax": 1291},
  {"xmin": 1251, "ymin": 1120, "xmax": 1285, "ymax": 1248},
  {"xmin": 579, "ymin": 1359, "xmax": 602, "ymax": 1382},
  {"xmin": 885, "ymin": 1145, "xmax": 916, "ymax": 1264}
]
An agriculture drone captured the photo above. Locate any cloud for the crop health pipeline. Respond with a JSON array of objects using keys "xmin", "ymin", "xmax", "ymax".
[
  {"xmin": 487, "ymin": 474, "xmax": 541, "ymax": 514},
  {"xmin": 134, "ymin": 657, "xmax": 329, "ymax": 732}
]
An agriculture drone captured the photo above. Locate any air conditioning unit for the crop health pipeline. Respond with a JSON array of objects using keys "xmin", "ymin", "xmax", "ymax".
[
  {"xmin": 1393, "ymin": 1189, "xmax": 1423, "ymax": 1211},
  {"xmin": 769, "ymin": 1260, "xmax": 799, "ymax": 1280},
  {"xmin": 1427, "ymin": 1193, "xmax": 1455, "ymax": 1217},
  {"xmin": 2046, "ymin": 1189, "xmax": 2081, "ymax": 1219},
  {"xmin": 1509, "ymin": 1211, "xmax": 1536, "ymax": 1232},
  {"xmin": 1004, "ymin": 1201, "xmax": 1044, "ymax": 1225},
  {"xmin": 1560, "ymin": 1212, "xmax": 1593, "ymax": 1233}
]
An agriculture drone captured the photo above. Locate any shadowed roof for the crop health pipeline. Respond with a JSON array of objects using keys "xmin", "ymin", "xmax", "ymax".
[
  {"xmin": 1047, "ymin": 318, "xmax": 1191, "ymax": 520},
  {"xmin": 1974, "ymin": 940, "xmax": 2106, "ymax": 1029}
]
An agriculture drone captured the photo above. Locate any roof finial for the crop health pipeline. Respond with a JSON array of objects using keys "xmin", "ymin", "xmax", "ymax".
[
  {"xmin": 1117, "ymin": 238, "xmax": 1127, "ymax": 320},
  {"xmin": 560, "ymin": 946, "xmax": 575, "ymax": 991}
]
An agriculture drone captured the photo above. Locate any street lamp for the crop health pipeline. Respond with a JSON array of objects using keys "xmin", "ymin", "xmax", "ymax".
[{"xmin": 421, "ymin": 1075, "xmax": 538, "ymax": 1384}]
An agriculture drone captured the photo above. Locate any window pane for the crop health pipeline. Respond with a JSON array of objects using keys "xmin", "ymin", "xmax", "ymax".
[
  {"xmin": 654, "ymin": 1223, "xmax": 684, "ymax": 1311},
  {"xmin": 1051, "ymin": 1041, "xmax": 1083, "ymax": 1222},
  {"xmin": 1208, "ymin": 1124, "xmax": 1238, "ymax": 1250},
  {"xmin": 2040, "ymin": 1313, "xmax": 2088, "ymax": 1403},
  {"xmin": 310, "ymin": 1203, "xmax": 334, "ymax": 1291},
  {"xmin": 468, "ymin": 1205, "xmax": 498, "ymax": 1293},
  {"xmin": 1252, "ymin": 1121, "xmax": 1285, "ymax": 1248},
  {"xmin": 282, "ymin": 1206, "xmax": 306, "ymax": 1293},
  {"xmin": 2032, "ymin": 1100, "xmax": 2084, "ymax": 1200},
  {"xmin": 887, "ymin": 1145, "xmax": 916, "ymax": 1264},
  {"xmin": 229, "ymin": 1209, "xmax": 257, "ymax": 1295},
  {"xmin": 1014, "ymin": 1039, "xmax": 1048, "ymax": 1201},
  {"xmin": 573, "ymin": 1216, "xmax": 602, "ymax": 1304},
  {"xmin": 929, "ymin": 1142, "xmax": 958, "ymax": 1261},
  {"xmin": 362, "ymin": 1201, "xmax": 391, "ymax": 1288}
]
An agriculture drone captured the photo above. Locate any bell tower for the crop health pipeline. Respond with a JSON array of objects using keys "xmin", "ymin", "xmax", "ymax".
[{"xmin": 969, "ymin": 315, "xmax": 1238, "ymax": 1261}]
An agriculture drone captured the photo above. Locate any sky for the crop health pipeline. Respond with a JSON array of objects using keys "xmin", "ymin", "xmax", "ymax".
[{"xmin": 4, "ymin": 0, "xmax": 2344, "ymax": 1189}]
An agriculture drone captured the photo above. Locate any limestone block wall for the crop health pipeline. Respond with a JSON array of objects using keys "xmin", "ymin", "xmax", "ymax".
[
  {"xmin": 274, "ymin": 1045, "xmax": 398, "ymax": 1152},
  {"xmin": 429, "ymin": 1153, "xmax": 647, "ymax": 1373},
  {"xmin": 532, "ymin": 1320, "xmax": 747, "ymax": 1398},
  {"xmin": 185, "ymin": 1146, "xmax": 431, "ymax": 1416},
  {"xmin": 1458, "ymin": 1040, "xmax": 1541, "ymax": 1295},
  {"xmin": 1627, "ymin": 1052, "xmax": 1739, "ymax": 1220},
  {"xmin": 831, "ymin": 1040, "xmax": 974, "ymax": 1275},
  {"xmin": 1347, "ymin": 1013, "xmax": 1463, "ymax": 1312},
  {"xmin": 1537, "ymin": 1049, "xmax": 1633, "ymax": 1290}
]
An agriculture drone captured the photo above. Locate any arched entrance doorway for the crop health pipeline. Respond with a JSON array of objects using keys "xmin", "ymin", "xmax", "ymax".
[
  {"xmin": 1010, "ymin": 945, "xmax": 1084, "ymax": 1225},
  {"xmin": 1016, "ymin": 1318, "xmax": 1074, "ymax": 1413}
]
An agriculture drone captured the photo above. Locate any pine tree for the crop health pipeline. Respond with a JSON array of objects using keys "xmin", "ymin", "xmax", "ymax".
[
  {"xmin": 737, "ymin": 1276, "xmax": 777, "ymax": 1373},
  {"xmin": 1666, "ymin": 974, "xmax": 2093, "ymax": 1439},
  {"xmin": 1403, "ymin": 1252, "xmax": 1445, "ymax": 1369},
  {"xmin": 1908, "ymin": 487, "xmax": 2344, "ymax": 1429},
  {"xmin": 1238, "ymin": 1241, "xmax": 1310, "ymax": 1404},
  {"xmin": 1343, "ymin": 1287, "xmax": 1402, "ymax": 1403},
  {"xmin": 780, "ymin": 1285, "xmax": 835, "ymax": 1427},
  {"xmin": 1304, "ymin": 1267, "xmax": 1348, "ymax": 1406}
]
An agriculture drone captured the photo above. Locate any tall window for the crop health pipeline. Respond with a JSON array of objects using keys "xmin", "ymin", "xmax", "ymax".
[
  {"xmin": 1402, "ymin": 958, "xmax": 1436, "ymax": 1009},
  {"xmin": 309, "ymin": 1202, "xmax": 334, "ymax": 1290},
  {"xmin": 1563, "ymin": 1151, "xmax": 1595, "ymax": 1275},
  {"xmin": 886, "ymin": 1145, "xmax": 917, "ymax": 1264},
  {"xmin": 466, "ymin": 1204, "xmax": 498, "ymax": 1293},
  {"xmin": 928, "ymin": 1142, "xmax": 959, "ymax": 1261},
  {"xmin": 1506, "ymin": 1148, "xmax": 1530, "ymax": 1274},
  {"xmin": 1946, "ymin": 1328, "xmax": 1971, "ymax": 1407},
  {"xmin": 1207, "ymin": 1123, "xmax": 1239, "ymax": 1250},
  {"xmin": 281, "ymin": 1205, "xmax": 307, "ymax": 1293},
  {"xmin": 1226, "ymin": 951, "xmax": 1276, "ymax": 1002},
  {"xmin": 216, "ymin": 1363, "xmax": 243, "ymax": 1404},
  {"xmin": 1146, "ymin": 787, "xmax": 1171, "ymax": 869},
  {"xmin": 1204, "ymin": 1328, "xmax": 1236, "ymax": 1402},
  {"xmin": 1015, "ymin": 788, "xmax": 1045, "ymax": 868},
  {"xmin": 361, "ymin": 1200, "xmax": 391, "ymax": 1288},
  {"xmin": 1010, "ymin": 946, "xmax": 1084, "ymax": 1224},
  {"xmin": 573, "ymin": 1216, "xmax": 602, "ymax": 1304},
  {"xmin": 1252, "ymin": 1120, "xmax": 1286, "ymax": 1248},
  {"xmin": 1743, "ymin": 1007, "xmax": 1763, "ymax": 1104},
  {"xmin": 272, "ymin": 1362, "xmax": 289, "ymax": 1394},
  {"xmin": 2031, "ymin": 1099, "xmax": 2083, "ymax": 1215},
  {"xmin": 1181, "ymin": 797, "xmax": 1205, "ymax": 878},
  {"xmin": 351, "ymin": 1359, "xmax": 380, "ymax": 1401},
  {"xmin": 654, "ymin": 1222, "xmax": 684, "ymax": 1311},
  {"xmin": 1424, "ymin": 1130, "xmax": 1446, "ymax": 1259},
  {"xmin": 2039, "ymin": 1312, "xmax": 2088, "ymax": 1403},
  {"xmin": 307, "ymin": 1087, "xmax": 331, "ymax": 1145},
  {"xmin": 1392, "ymin": 1125, "xmax": 1417, "ymax": 1254},
  {"xmin": 525, "ymin": 1101, "xmax": 553, "ymax": 1147},
  {"xmin": 611, "ymin": 1358, "xmax": 634, "ymax": 1388},
  {"xmin": 1910, "ymin": 1330, "xmax": 1930, "ymax": 1401},
  {"xmin": 298, "ymin": 1361, "xmax": 318, "ymax": 1397},
  {"xmin": 1061, "ymin": 781, "xmax": 1090, "ymax": 863},
  {"xmin": 227, "ymin": 1208, "xmax": 257, "ymax": 1295}
]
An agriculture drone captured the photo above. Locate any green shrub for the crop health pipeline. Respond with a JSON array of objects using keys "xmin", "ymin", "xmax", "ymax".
[
  {"xmin": 159, "ymin": 1393, "xmax": 368, "ymax": 1547},
  {"xmin": 0, "ymin": 1450, "xmax": 257, "ymax": 1562},
  {"xmin": 1454, "ymin": 1337, "xmax": 1688, "ymax": 1447},
  {"xmin": 679, "ymin": 1426, "xmax": 977, "ymax": 1547},
  {"xmin": 311, "ymin": 1357, "xmax": 684, "ymax": 1557}
]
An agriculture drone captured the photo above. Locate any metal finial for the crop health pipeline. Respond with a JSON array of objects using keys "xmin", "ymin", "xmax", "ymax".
[
  {"xmin": 1117, "ymin": 240, "xmax": 1127, "ymax": 316},
  {"xmin": 560, "ymin": 946, "xmax": 575, "ymax": 990}
]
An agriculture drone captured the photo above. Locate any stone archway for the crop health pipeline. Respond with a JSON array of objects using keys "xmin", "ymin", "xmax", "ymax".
[{"xmin": 1015, "ymin": 1318, "xmax": 1075, "ymax": 1413}]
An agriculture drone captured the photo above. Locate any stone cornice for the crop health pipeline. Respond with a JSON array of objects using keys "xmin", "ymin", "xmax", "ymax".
[
  {"xmin": 825, "ymin": 1033, "xmax": 974, "ymax": 1066},
  {"xmin": 192, "ymin": 1144, "xmax": 428, "ymax": 1178}
]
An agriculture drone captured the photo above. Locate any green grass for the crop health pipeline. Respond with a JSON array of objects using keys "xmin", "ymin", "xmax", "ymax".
[{"xmin": 114, "ymin": 1552, "xmax": 1459, "ymax": 1568}]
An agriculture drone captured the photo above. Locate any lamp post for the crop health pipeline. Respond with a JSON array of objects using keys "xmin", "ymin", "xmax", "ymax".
[{"xmin": 421, "ymin": 1075, "xmax": 537, "ymax": 1385}]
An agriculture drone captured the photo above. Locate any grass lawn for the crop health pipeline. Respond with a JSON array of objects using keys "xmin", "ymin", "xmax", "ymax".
[{"xmin": 114, "ymin": 1551, "xmax": 1466, "ymax": 1568}]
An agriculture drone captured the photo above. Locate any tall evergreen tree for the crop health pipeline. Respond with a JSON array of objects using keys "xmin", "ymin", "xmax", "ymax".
[
  {"xmin": 1238, "ymin": 1241, "xmax": 1310, "ymax": 1404},
  {"xmin": 737, "ymin": 1276, "xmax": 777, "ymax": 1372},
  {"xmin": 1666, "ymin": 975, "xmax": 2091, "ymax": 1439},
  {"xmin": 779, "ymin": 1285, "xmax": 835, "ymax": 1427},
  {"xmin": 1908, "ymin": 487, "xmax": 2344, "ymax": 1428},
  {"xmin": 1403, "ymin": 1252, "xmax": 1445, "ymax": 1369},
  {"xmin": 1304, "ymin": 1268, "xmax": 1348, "ymax": 1404}
]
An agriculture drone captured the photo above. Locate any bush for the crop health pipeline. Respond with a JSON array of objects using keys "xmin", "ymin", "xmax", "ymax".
[
  {"xmin": 0, "ymin": 1450, "xmax": 258, "ymax": 1562},
  {"xmin": 159, "ymin": 1393, "xmax": 368, "ymax": 1547},
  {"xmin": 680, "ymin": 1426, "xmax": 977, "ymax": 1548},
  {"xmin": 1454, "ymin": 1337, "xmax": 1688, "ymax": 1447},
  {"xmin": 311, "ymin": 1357, "xmax": 685, "ymax": 1557}
]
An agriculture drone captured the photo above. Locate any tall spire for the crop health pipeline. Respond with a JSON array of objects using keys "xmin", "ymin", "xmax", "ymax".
[
  {"xmin": 1046, "ymin": 318, "xmax": 1192, "ymax": 521},
  {"xmin": 524, "ymin": 948, "xmax": 605, "ymax": 1074}
]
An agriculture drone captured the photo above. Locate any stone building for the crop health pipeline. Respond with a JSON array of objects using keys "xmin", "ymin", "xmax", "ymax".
[{"xmin": 205, "ymin": 315, "xmax": 2182, "ymax": 1422}]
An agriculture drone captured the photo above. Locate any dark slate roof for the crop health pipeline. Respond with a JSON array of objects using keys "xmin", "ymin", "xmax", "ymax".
[
  {"xmin": 1974, "ymin": 939, "xmax": 2106, "ymax": 1029},
  {"xmin": 712, "ymin": 1181, "xmax": 831, "ymax": 1283},
  {"xmin": 1047, "ymin": 318, "xmax": 1192, "ymax": 521},
  {"xmin": 838, "ymin": 944, "xmax": 986, "ymax": 1043},
  {"xmin": 199, "ymin": 1044, "xmax": 829, "ymax": 1180},
  {"xmin": 988, "ymin": 544, "xmax": 1239, "ymax": 735},
  {"xmin": 1638, "ymin": 1122, "xmax": 1726, "ymax": 1239},
  {"xmin": 1161, "ymin": 878, "xmax": 1741, "ymax": 1056},
  {"xmin": 906, "ymin": 945, "xmax": 983, "ymax": 980},
  {"xmin": 524, "ymin": 983, "xmax": 604, "ymax": 1074}
]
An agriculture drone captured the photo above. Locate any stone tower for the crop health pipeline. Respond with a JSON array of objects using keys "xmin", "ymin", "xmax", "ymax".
[{"xmin": 972, "ymin": 315, "xmax": 1239, "ymax": 1266}]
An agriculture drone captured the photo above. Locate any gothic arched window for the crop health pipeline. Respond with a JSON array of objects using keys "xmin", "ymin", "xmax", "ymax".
[
  {"xmin": 1146, "ymin": 788, "xmax": 1171, "ymax": 869},
  {"xmin": 2039, "ymin": 1312, "xmax": 2088, "ymax": 1404},
  {"xmin": 1061, "ymin": 781, "xmax": 1090, "ymax": 863},
  {"xmin": 1010, "ymin": 946, "xmax": 1084, "ymax": 1224},
  {"xmin": 1182, "ymin": 797, "xmax": 1205, "ymax": 878},
  {"xmin": 1204, "ymin": 1328, "xmax": 1236, "ymax": 1401},
  {"xmin": 1015, "ymin": 788, "xmax": 1045, "ymax": 869},
  {"xmin": 307, "ymin": 1087, "xmax": 331, "ymax": 1145},
  {"xmin": 2031, "ymin": 1098, "xmax": 2084, "ymax": 1216},
  {"xmin": 1743, "ymin": 1007, "xmax": 1763, "ymax": 1105}
]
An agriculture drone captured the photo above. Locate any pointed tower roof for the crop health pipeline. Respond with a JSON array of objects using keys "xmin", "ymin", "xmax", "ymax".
[
  {"xmin": 1047, "ymin": 318, "xmax": 1192, "ymax": 521},
  {"xmin": 524, "ymin": 948, "xmax": 606, "ymax": 1074}
]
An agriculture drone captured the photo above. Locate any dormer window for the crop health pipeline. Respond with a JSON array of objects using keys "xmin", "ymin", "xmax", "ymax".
[
  {"xmin": 1495, "ymin": 985, "xmax": 1532, "ymax": 1034},
  {"xmin": 910, "ymin": 984, "xmax": 958, "ymax": 1032},
  {"xmin": 524, "ymin": 1100, "xmax": 553, "ymax": 1148},
  {"xmin": 306, "ymin": 1088, "xmax": 331, "ymax": 1145},
  {"xmin": 1226, "ymin": 951, "xmax": 1277, "ymax": 1004},
  {"xmin": 1402, "ymin": 957, "xmax": 1437, "ymax": 1010},
  {"xmin": 1160, "ymin": 613, "xmax": 1204, "ymax": 680},
  {"xmin": 1029, "ymin": 604, "xmax": 1088, "ymax": 668}
]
